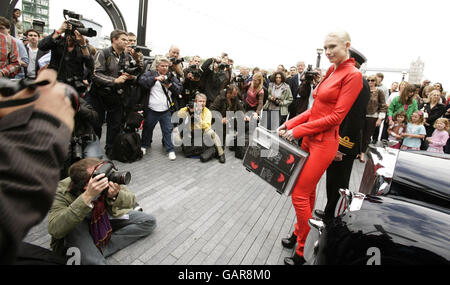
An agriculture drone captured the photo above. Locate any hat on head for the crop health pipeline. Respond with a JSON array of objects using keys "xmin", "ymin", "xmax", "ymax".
[{"xmin": 349, "ymin": 47, "xmax": 367, "ymax": 66}]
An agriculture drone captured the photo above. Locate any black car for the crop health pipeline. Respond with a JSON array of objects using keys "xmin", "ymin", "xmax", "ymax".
[{"xmin": 304, "ymin": 144, "xmax": 450, "ymax": 265}]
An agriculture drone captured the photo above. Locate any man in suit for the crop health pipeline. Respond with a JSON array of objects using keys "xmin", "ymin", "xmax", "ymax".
[{"xmin": 288, "ymin": 61, "xmax": 308, "ymax": 118}]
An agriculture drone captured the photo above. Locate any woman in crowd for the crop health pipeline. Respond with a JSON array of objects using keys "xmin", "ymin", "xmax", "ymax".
[
  {"xmin": 263, "ymin": 71, "xmax": 293, "ymax": 129},
  {"xmin": 244, "ymin": 72, "xmax": 265, "ymax": 119},
  {"xmin": 388, "ymin": 83, "xmax": 418, "ymax": 126},
  {"xmin": 423, "ymin": 89, "xmax": 446, "ymax": 137},
  {"xmin": 359, "ymin": 75, "xmax": 387, "ymax": 162},
  {"xmin": 387, "ymin": 81, "xmax": 407, "ymax": 106},
  {"xmin": 277, "ymin": 31, "xmax": 363, "ymax": 265},
  {"xmin": 418, "ymin": 85, "xmax": 435, "ymax": 109}
]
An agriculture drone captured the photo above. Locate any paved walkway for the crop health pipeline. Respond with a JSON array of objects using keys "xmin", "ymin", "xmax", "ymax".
[{"xmin": 24, "ymin": 127, "xmax": 365, "ymax": 265}]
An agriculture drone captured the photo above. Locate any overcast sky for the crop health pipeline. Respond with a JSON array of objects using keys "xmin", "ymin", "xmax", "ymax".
[{"xmin": 17, "ymin": 0, "xmax": 450, "ymax": 90}]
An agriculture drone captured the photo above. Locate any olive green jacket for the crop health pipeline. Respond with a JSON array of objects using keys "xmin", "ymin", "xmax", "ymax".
[
  {"xmin": 48, "ymin": 177, "xmax": 136, "ymax": 255},
  {"xmin": 263, "ymin": 82, "xmax": 293, "ymax": 116}
]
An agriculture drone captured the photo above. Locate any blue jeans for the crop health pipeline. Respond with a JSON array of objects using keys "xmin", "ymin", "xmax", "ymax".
[
  {"xmin": 83, "ymin": 137, "xmax": 103, "ymax": 159},
  {"xmin": 142, "ymin": 108, "xmax": 174, "ymax": 152},
  {"xmin": 63, "ymin": 211, "xmax": 157, "ymax": 265}
]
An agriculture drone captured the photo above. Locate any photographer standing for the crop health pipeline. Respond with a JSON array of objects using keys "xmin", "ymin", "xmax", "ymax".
[
  {"xmin": 201, "ymin": 55, "xmax": 229, "ymax": 107},
  {"xmin": 48, "ymin": 158, "xmax": 156, "ymax": 265},
  {"xmin": 89, "ymin": 30, "xmax": 137, "ymax": 158},
  {"xmin": 0, "ymin": 69, "xmax": 74, "ymax": 264},
  {"xmin": 181, "ymin": 55, "xmax": 203, "ymax": 108},
  {"xmin": 138, "ymin": 57, "xmax": 182, "ymax": 160},
  {"xmin": 38, "ymin": 20, "xmax": 94, "ymax": 94}
]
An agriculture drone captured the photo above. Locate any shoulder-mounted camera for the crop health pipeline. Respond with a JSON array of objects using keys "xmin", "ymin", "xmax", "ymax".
[{"xmin": 63, "ymin": 9, "xmax": 97, "ymax": 38}]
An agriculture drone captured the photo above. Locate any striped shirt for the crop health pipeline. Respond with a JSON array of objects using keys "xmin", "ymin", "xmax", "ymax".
[{"xmin": 0, "ymin": 33, "xmax": 20, "ymax": 78}]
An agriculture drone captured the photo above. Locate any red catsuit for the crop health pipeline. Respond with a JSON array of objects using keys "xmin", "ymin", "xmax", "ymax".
[{"xmin": 284, "ymin": 57, "xmax": 362, "ymax": 257}]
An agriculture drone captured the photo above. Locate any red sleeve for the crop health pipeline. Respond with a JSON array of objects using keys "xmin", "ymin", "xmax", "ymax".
[
  {"xmin": 292, "ymin": 72, "xmax": 363, "ymax": 138},
  {"xmin": 285, "ymin": 109, "xmax": 311, "ymax": 129}
]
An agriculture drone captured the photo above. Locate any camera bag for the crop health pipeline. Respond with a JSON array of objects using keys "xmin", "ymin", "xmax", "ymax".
[{"xmin": 110, "ymin": 131, "xmax": 143, "ymax": 163}]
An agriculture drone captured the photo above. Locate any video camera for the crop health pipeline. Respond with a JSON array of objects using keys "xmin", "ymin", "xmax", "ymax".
[
  {"xmin": 301, "ymin": 64, "xmax": 319, "ymax": 84},
  {"xmin": 63, "ymin": 9, "xmax": 97, "ymax": 37}
]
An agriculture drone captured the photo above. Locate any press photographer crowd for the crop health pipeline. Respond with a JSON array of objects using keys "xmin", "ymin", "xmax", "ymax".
[{"xmin": 1, "ymin": 9, "xmax": 449, "ymax": 265}]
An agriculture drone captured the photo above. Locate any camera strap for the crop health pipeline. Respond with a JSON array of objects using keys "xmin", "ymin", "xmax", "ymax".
[
  {"xmin": 0, "ymin": 92, "xmax": 40, "ymax": 109},
  {"xmin": 161, "ymin": 84, "xmax": 174, "ymax": 110}
]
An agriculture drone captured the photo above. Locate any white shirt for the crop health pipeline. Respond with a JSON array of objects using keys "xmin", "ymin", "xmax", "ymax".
[
  {"xmin": 27, "ymin": 46, "xmax": 38, "ymax": 78},
  {"xmin": 149, "ymin": 80, "xmax": 171, "ymax": 112}
]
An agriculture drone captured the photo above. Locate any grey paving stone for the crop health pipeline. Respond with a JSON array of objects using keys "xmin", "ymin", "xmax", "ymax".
[{"xmin": 23, "ymin": 124, "xmax": 365, "ymax": 265}]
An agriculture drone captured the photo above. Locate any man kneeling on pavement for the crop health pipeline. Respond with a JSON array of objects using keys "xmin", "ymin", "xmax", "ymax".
[
  {"xmin": 177, "ymin": 93, "xmax": 226, "ymax": 163},
  {"xmin": 48, "ymin": 158, "xmax": 156, "ymax": 265}
]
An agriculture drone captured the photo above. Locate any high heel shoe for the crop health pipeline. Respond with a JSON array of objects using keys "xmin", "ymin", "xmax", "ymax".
[
  {"xmin": 281, "ymin": 232, "xmax": 297, "ymax": 249},
  {"xmin": 284, "ymin": 253, "xmax": 306, "ymax": 265}
]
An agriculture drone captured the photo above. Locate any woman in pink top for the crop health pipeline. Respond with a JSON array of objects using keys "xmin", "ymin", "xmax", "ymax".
[{"xmin": 244, "ymin": 72, "xmax": 265, "ymax": 118}]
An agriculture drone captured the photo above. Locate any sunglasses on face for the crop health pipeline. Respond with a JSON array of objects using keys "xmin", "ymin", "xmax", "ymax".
[{"xmin": 368, "ymin": 79, "xmax": 377, "ymax": 82}]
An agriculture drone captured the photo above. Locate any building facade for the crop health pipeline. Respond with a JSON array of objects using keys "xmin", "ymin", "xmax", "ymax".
[{"xmin": 21, "ymin": 0, "xmax": 50, "ymax": 35}]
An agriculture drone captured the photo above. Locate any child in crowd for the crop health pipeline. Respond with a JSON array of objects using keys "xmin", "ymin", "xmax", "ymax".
[
  {"xmin": 401, "ymin": 111, "xmax": 426, "ymax": 150},
  {"xmin": 426, "ymin": 118, "xmax": 449, "ymax": 153},
  {"xmin": 387, "ymin": 111, "xmax": 406, "ymax": 149}
]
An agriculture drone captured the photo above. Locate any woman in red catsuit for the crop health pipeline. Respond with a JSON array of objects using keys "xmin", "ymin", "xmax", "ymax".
[{"xmin": 277, "ymin": 31, "xmax": 363, "ymax": 265}]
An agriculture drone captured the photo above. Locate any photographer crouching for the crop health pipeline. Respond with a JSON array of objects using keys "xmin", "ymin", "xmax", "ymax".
[
  {"xmin": 48, "ymin": 158, "xmax": 156, "ymax": 265},
  {"xmin": 177, "ymin": 93, "xmax": 226, "ymax": 163}
]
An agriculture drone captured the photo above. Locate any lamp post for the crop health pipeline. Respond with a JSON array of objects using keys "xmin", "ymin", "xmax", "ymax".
[{"xmin": 316, "ymin": 48, "xmax": 324, "ymax": 68}]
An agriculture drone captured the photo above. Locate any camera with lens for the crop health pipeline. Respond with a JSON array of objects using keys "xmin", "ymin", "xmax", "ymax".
[
  {"xmin": 187, "ymin": 64, "xmax": 202, "ymax": 80},
  {"xmin": 234, "ymin": 74, "xmax": 248, "ymax": 83},
  {"xmin": 301, "ymin": 64, "xmax": 319, "ymax": 84},
  {"xmin": 63, "ymin": 9, "xmax": 97, "ymax": 37},
  {"xmin": 65, "ymin": 76, "xmax": 86, "ymax": 95},
  {"xmin": 119, "ymin": 57, "xmax": 141, "ymax": 77},
  {"xmin": 92, "ymin": 161, "xmax": 131, "ymax": 189},
  {"xmin": 218, "ymin": 63, "xmax": 230, "ymax": 70},
  {"xmin": 130, "ymin": 45, "xmax": 141, "ymax": 53},
  {"xmin": 170, "ymin": 57, "xmax": 185, "ymax": 65},
  {"xmin": 161, "ymin": 73, "xmax": 174, "ymax": 85},
  {"xmin": 70, "ymin": 136, "xmax": 84, "ymax": 162},
  {"xmin": 187, "ymin": 100, "xmax": 195, "ymax": 110}
]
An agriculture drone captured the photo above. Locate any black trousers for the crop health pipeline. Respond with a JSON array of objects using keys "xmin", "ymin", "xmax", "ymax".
[
  {"xmin": 324, "ymin": 153, "xmax": 356, "ymax": 219},
  {"xmin": 86, "ymin": 92, "xmax": 123, "ymax": 153}
]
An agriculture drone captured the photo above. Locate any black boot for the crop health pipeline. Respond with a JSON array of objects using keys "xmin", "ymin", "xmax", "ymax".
[
  {"xmin": 218, "ymin": 154, "xmax": 226, "ymax": 163},
  {"xmin": 313, "ymin": 209, "xmax": 326, "ymax": 220},
  {"xmin": 281, "ymin": 232, "xmax": 297, "ymax": 249},
  {"xmin": 284, "ymin": 253, "xmax": 306, "ymax": 266}
]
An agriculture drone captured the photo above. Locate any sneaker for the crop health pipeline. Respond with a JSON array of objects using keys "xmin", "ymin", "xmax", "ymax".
[
  {"xmin": 168, "ymin": 151, "xmax": 176, "ymax": 161},
  {"xmin": 133, "ymin": 203, "xmax": 143, "ymax": 212},
  {"xmin": 141, "ymin": 147, "xmax": 147, "ymax": 155}
]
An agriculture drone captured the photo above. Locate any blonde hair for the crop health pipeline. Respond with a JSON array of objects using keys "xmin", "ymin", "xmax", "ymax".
[
  {"xmin": 434, "ymin": 118, "xmax": 449, "ymax": 131},
  {"xmin": 327, "ymin": 30, "xmax": 351, "ymax": 44},
  {"xmin": 251, "ymin": 72, "xmax": 264, "ymax": 92}
]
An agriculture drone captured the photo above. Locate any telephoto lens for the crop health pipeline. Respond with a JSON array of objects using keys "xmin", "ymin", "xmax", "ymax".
[{"xmin": 108, "ymin": 171, "xmax": 131, "ymax": 185}]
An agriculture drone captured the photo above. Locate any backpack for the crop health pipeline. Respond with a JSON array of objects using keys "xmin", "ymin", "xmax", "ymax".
[{"xmin": 110, "ymin": 131, "xmax": 143, "ymax": 163}]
